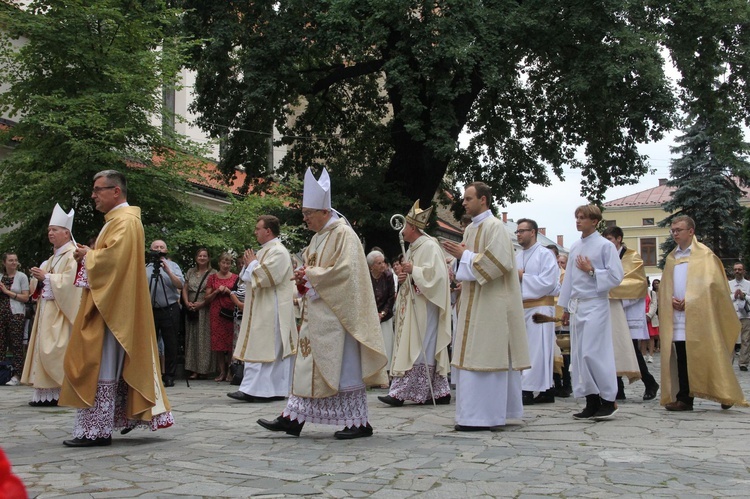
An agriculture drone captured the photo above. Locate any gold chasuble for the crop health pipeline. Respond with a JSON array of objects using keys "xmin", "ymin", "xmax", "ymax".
[
  {"xmin": 609, "ymin": 248, "xmax": 647, "ymax": 301},
  {"xmin": 452, "ymin": 216, "xmax": 530, "ymax": 371},
  {"xmin": 293, "ymin": 219, "xmax": 388, "ymax": 397},
  {"xmin": 391, "ymin": 235, "xmax": 451, "ymax": 377},
  {"xmin": 234, "ymin": 240, "xmax": 298, "ymax": 363},
  {"xmin": 609, "ymin": 247, "xmax": 646, "ymax": 382},
  {"xmin": 22, "ymin": 241, "xmax": 82, "ymax": 388},
  {"xmin": 61, "ymin": 206, "xmax": 171, "ymax": 421},
  {"xmin": 659, "ymin": 237, "xmax": 748, "ymax": 407}
]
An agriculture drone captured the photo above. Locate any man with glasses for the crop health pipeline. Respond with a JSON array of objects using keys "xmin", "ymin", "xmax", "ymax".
[
  {"xmin": 658, "ymin": 215, "xmax": 748, "ymax": 411},
  {"xmin": 515, "ymin": 219, "xmax": 560, "ymax": 405},
  {"xmin": 257, "ymin": 168, "xmax": 387, "ymax": 439},
  {"xmin": 60, "ymin": 170, "xmax": 173, "ymax": 447}
]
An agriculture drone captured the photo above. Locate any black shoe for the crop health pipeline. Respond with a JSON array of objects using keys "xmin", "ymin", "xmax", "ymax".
[
  {"xmin": 533, "ymin": 391, "xmax": 555, "ymax": 404},
  {"xmin": 554, "ymin": 386, "xmax": 573, "ymax": 398},
  {"xmin": 377, "ymin": 395, "xmax": 404, "ymax": 407},
  {"xmin": 721, "ymin": 404, "xmax": 734, "ymax": 410},
  {"xmin": 522, "ymin": 392, "xmax": 535, "ymax": 406},
  {"xmin": 592, "ymin": 401, "xmax": 618, "ymax": 420},
  {"xmin": 643, "ymin": 383, "xmax": 659, "ymax": 401},
  {"xmin": 63, "ymin": 436, "xmax": 112, "ymax": 447},
  {"xmin": 163, "ymin": 378, "xmax": 175, "ymax": 387},
  {"xmin": 454, "ymin": 424, "xmax": 493, "ymax": 431},
  {"xmin": 257, "ymin": 417, "xmax": 304, "ymax": 437},
  {"xmin": 227, "ymin": 391, "xmax": 255, "ymax": 402},
  {"xmin": 574, "ymin": 395, "xmax": 601, "ymax": 419},
  {"xmin": 740, "ymin": 366, "xmax": 748, "ymax": 372},
  {"xmin": 334, "ymin": 424, "xmax": 373, "ymax": 440},
  {"xmin": 434, "ymin": 394, "xmax": 451, "ymax": 405},
  {"xmin": 28, "ymin": 399, "xmax": 58, "ymax": 407},
  {"xmin": 120, "ymin": 427, "xmax": 134, "ymax": 435}
]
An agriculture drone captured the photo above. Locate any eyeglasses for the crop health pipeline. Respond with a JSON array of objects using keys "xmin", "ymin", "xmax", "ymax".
[
  {"xmin": 515, "ymin": 229, "xmax": 533, "ymax": 234},
  {"xmin": 301, "ymin": 209, "xmax": 321, "ymax": 218},
  {"xmin": 92, "ymin": 185, "xmax": 117, "ymax": 194},
  {"xmin": 670, "ymin": 228, "xmax": 687, "ymax": 234}
]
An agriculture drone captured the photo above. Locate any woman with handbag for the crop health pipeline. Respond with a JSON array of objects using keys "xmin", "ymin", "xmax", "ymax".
[
  {"xmin": 182, "ymin": 248, "xmax": 217, "ymax": 380},
  {"xmin": 205, "ymin": 252, "xmax": 238, "ymax": 382}
]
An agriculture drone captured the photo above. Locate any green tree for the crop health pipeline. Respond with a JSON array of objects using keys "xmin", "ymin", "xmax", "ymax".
[
  {"xmin": 181, "ymin": 0, "xmax": 681, "ymax": 242},
  {"xmin": 0, "ymin": 0, "xmax": 209, "ymax": 265},
  {"xmin": 658, "ymin": 115, "xmax": 750, "ymax": 267}
]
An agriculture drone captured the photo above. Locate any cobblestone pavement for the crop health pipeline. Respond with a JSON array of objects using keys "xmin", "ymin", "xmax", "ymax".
[{"xmin": 2, "ymin": 355, "xmax": 750, "ymax": 498}]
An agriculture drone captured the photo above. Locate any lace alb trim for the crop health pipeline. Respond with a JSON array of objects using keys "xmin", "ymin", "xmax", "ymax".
[
  {"xmin": 32, "ymin": 387, "xmax": 60, "ymax": 403},
  {"xmin": 73, "ymin": 379, "xmax": 174, "ymax": 439},
  {"xmin": 389, "ymin": 364, "xmax": 451, "ymax": 403},
  {"xmin": 283, "ymin": 385, "xmax": 369, "ymax": 427}
]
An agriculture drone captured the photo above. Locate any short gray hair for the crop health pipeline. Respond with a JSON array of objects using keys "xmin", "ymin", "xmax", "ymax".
[
  {"xmin": 366, "ymin": 250, "xmax": 385, "ymax": 267},
  {"xmin": 94, "ymin": 170, "xmax": 127, "ymax": 197}
]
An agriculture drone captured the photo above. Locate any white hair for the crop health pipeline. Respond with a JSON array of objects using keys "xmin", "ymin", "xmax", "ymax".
[{"xmin": 366, "ymin": 250, "xmax": 385, "ymax": 267}]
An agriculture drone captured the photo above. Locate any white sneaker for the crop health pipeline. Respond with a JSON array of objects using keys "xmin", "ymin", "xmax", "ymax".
[
  {"xmin": 7, "ymin": 376, "xmax": 20, "ymax": 386},
  {"xmin": 646, "ymin": 355, "xmax": 653, "ymax": 363}
]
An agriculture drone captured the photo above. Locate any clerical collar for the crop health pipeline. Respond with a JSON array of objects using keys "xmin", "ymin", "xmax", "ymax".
[
  {"xmin": 262, "ymin": 237, "xmax": 280, "ymax": 247},
  {"xmin": 471, "ymin": 210, "xmax": 492, "ymax": 225},
  {"xmin": 675, "ymin": 245, "xmax": 692, "ymax": 258},
  {"xmin": 54, "ymin": 241, "xmax": 74, "ymax": 256},
  {"xmin": 110, "ymin": 202, "xmax": 129, "ymax": 212}
]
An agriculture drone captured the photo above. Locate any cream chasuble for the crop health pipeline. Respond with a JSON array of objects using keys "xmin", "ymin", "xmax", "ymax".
[
  {"xmin": 292, "ymin": 219, "xmax": 387, "ymax": 398},
  {"xmin": 659, "ymin": 237, "xmax": 748, "ymax": 407},
  {"xmin": 452, "ymin": 216, "xmax": 530, "ymax": 371},
  {"xmin": 22, "ymin": 241, "xmax": 82, "ymax": 388},
  {"xmin": 391, "ymin": 235, "xmax": 451, "ymax": 377},
  {"xmin": 61, "ymin": 206, "xmax": 171, "ymax": 421},
  {"xmin": 234, "ymin": 239, "xmax": 297, "ymax": 363}
]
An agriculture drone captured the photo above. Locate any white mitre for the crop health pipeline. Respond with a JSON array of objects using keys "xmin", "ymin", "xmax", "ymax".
[
  {"xmin": 49, "ymin": 203, "xmax": 75, "ymax": 231},
  {"xmin": 302, "ymin": 167, "xmax": 332, "ymax": 210}
]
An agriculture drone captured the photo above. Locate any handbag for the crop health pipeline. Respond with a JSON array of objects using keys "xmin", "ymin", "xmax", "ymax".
[
  {"xmin": 186, "ymin": 270, "xmax": 210, "ymax": 322},
  {"xmin": 219, "ymin": 307, "xmax": 235, "ymax": 321}
]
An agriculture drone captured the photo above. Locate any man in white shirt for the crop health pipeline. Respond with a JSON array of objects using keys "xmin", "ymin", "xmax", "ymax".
[{"xmin": 730, "ymin": 262, "xmax": 750, "ymax": 372}]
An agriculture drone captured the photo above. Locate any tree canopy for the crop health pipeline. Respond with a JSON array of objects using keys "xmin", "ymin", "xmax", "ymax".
[{"xmin": 182, "ymin": 1, "xmax": 681, "ymax": 221}]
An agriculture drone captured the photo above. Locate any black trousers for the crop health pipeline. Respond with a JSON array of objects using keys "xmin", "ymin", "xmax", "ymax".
[
  {"xmin": 632, "ymin": 339, "xmax": 657, "ymax": 389},
  {"xmin": 673, "ymin": 341, "xmax": 693, "ymax": 404},
  {"xmin": 153, "ymin": 303, "xmax": 180, "ymax": 380}
]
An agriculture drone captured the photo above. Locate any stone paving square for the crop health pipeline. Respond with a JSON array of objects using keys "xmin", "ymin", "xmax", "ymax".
[{"xmin": 2, "ymin": 354, "xmax": 749, "ymax": 497}]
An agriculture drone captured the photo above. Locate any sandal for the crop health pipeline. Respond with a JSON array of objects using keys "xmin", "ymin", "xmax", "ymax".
[
  {"xmin": 189, "ymin": 373, "xmax": 199, "ymax": 380},
  {"xmin": 214, "ymin": 374, "xmax": 227, "ymax": 382}
]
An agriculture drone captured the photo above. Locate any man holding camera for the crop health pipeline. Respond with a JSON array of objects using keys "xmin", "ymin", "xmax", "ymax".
[{"xmin": 145, "ymin": 240, "xmax": 184, "ymax": 387}]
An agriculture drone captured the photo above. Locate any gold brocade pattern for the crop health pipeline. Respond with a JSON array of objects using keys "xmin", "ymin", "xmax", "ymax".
[
  {"xmin": 658, "ymin": 237, "xmax": 748, "ymax": 407},
  {"xmin": 299, "ymin": 337, "xmax": 312, "ymax": 358}
]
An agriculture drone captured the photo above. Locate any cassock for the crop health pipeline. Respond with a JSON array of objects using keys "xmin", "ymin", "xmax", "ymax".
[
  {"xmin": 659, "ymin": 237, "xmax": 748, "ymax": 407},
  {"xmin": 452, "ymin": 211, "xmax": 530, "ymax": 427},
  {"xmin": 60, "ymin": 205, "xmax": 173, "ymax": 437},
  {"xmin": 389, "ymin": 235, "xmax": 452, "ymax": 403},
  {"xmin": 21, "ymin": 241, "xmax": 82, "ymax": 402},
  {"xmin": 284, "ymin": 218, "xmax": 387, "ymax": 426},
  {"xmin": 233, "ymin": 238, "xmax": 297, "ymax": 397},
  {"xmin": 558, "ymin": 232, "xmax": 623, "ymax": 401},
  {"xmin": 608, "ymin": 246, "xmax": 646, "ymax": 382},
  {"xmin": 517, "ymin": 242, "xmax": 560, "ymax": 392}
]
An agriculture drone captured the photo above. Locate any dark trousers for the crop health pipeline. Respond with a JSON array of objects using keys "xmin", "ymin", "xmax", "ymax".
[
  {"xmin": 632, "ymin": 339, "xmax": 657, "ymax": 388},
  {"xmin": 674, "ymin": 341, "xmax": 693, "ymax": 405},
  {"xmin": 153, "ymin": 303, "xmax": 180, "ymax": 380}
]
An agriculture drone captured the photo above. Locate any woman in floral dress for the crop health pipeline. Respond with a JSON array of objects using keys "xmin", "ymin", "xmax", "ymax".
[{"xmin": 205, "ymin": 252, "xmax": 238, "ymax": 381}]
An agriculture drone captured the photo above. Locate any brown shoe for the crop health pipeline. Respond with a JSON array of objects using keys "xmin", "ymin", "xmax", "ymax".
[{"xmin": 665, "ymin": 400, "xmax": 693, "ymax": 411}]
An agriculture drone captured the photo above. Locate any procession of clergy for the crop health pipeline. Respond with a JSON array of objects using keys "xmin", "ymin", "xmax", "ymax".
[{"xmin": 18, "ymin": 167, "xmax": 748, "ymax": 447}]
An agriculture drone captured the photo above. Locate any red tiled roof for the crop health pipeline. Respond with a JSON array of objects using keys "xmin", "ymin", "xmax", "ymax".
[
  {"xmin": 605, "ymin": 178, "xmax": 750, "ymax": 208},
  {"xmin": 604, "ymin": 184, "xmax": 675, "ymax": 208},
  {"xmin": 436, "ymin": 217, "xmax": 463, "ymax": 236}
]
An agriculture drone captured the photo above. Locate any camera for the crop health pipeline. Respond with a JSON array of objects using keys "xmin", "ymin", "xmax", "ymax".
[{"xmin": 147, "ymin": 250, "xmax": 167, "ymax": 268}]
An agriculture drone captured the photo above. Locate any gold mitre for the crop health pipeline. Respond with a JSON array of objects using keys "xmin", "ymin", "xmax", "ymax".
[{"xmin": 405, "ymin": 200, "xmax": 433, "ymax": 230}]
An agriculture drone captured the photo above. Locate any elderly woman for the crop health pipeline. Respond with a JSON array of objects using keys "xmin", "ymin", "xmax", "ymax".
[
  {"xmin": 0, "ymin": 253, "xmax": 30, "ymax": 386},
  {"xmin": 182, "ymin": 248, "xmax": 217, "ymax": 380},
  {"xmin": 368, "ymin": 250, "xmax": 396, "ymax": 375},
  {"xmin": 205, "ymin": 252, "xmax": 238, "ymax": 382}
]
